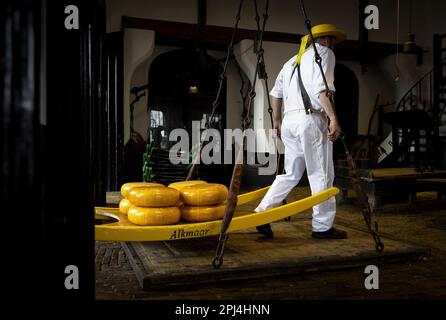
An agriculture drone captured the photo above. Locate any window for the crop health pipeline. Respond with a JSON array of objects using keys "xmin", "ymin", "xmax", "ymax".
[{"xmin": 151, "ymin": 109, "xmax": 164, "ymax": 128}]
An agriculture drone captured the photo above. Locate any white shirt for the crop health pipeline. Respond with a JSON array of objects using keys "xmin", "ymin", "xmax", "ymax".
[{"xmin": 269, "ymin": 43, "xmax": 336, "ymax": 114}]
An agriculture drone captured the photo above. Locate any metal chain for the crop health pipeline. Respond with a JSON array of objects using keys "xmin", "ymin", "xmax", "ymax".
[
  {"xmin": 253, "ymin": 0, "xmax": 282, "ymax": 176},
  {"xmin": 340, "ymin": 137, "xmax": 384, "ymax": 252},
  {"xmin": 186, "ymin": 0, "xmax": 244, "ymax": 181},
  {"xmin": 299, "ymin": 2, "xmax": 332, "ymax": 100},
  {"xmin": 208, "ymin": 0, "xmax": 244, "ymax": 127},
  {"xmin": 236, "ymin": 63, "xmax": 251, "ymax": 123},
  {"xmin": 240, "ymin": 0, "xmax": 269, "ymax": 131},
  {"xmin": 213, "ymin": 0, "xmax": 271, "ymax": 268},
  {"xmin": 299, "ymin": 0, "xmax": 384, "ymax": 252}
]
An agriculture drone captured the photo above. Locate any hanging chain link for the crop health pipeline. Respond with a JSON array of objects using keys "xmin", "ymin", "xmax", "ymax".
[
  {"xmin": 253, "ymin": 0, "xmax": 282, "ymax": 177},
  {"xmin": 213, "ymin": 0, "xmax": 271, "ymax": 269},
  {"xmin": 208, "ymin": 0, "xmax": 244, "ymax": 127},
  {"xmin": 242, "ymin": 0, "xmax": 266, "ymax": 130},
  {"xmin": 253, "ymin": 0, "xmax": 272, "ymax": 119},
  {"xmin": 186, "ymin": 0, "xmax": 244, "ymax": 181},
  {"xmin": 299, "ymin": 0, "xmax": 384, "ymax": 252},
  {"xmin": 236, "ymin": 63, "xmax": 251, "ymax": 123}
]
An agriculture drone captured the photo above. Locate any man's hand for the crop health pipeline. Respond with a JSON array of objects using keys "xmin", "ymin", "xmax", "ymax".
[
  {"xmin": 271, "ymin": 96, "xmax": 283, "ymax": 140},
  {"xmin": 319, "ymin": 93, "xmax": 341, "ymax": 142},
  {"xmin": 328, "ymin": 119, "xmax": 341, "ymax": 142},
  {"xmin": 273, "ymin": 121, "xmax": 281, "ymax": 139}
]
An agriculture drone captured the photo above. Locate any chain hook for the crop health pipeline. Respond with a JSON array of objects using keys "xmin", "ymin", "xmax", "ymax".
[
  {"xmin": 212, "ymin": 233, "xmax": 228, "ymax": 269},
  {"xmin": 299, "ymin": 0, "xmax": 384, "ymax": 253}
]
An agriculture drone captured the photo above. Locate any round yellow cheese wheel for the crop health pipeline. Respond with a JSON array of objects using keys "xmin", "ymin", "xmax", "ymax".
[
  {"xmin": 180, "ymin": 183, "xmax": 228, "ymax": 206},
  {"xmin": 175, "ymin": 200, "xmax": 184, "ymax": 207},
  {"xmin": 168, "ymin": 180, "xmax": 207, "ymax": 192},
  {"xmin": 181, "ymin": 203, "xmax": 226, "ymax": 222},
  {"xmin": 127, "ymin": 206, "xmax": 181, "ymax": 226},
  {"xmin": 119, "ymin": 198, "xmax": 132, "ymax": 215},
  {"xmin": 120, "ymin": 182, "xmax": 164, "ymax": 198},
  {"xmin": 127, "ymin": 186, "xmax": 180, "ymax": 207}
]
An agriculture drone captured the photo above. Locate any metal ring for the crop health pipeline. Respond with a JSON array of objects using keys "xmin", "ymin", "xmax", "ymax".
[
  {"xmin": 375, "ymin": 242, "xmax": 384, "ymax": 252},
  {"xmin": 212, "ymin": 256, "xmax": 223, "ymax": 269}
]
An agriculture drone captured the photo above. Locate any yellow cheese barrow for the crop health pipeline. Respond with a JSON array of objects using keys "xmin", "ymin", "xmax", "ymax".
[{"xmin": 95, "ymin": 186, "xmax": 340, "ymax": 242}]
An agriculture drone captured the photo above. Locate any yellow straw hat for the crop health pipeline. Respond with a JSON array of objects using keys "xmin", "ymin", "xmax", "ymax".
[{"xmin": 296, "ymin": 24, "xmax": 346, "ymax": 65}]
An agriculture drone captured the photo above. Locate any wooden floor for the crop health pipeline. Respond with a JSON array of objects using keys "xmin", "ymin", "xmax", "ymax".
[
  {"xmin": 95, "ymin": 187, "xmax": 446, "ymax": 300},
  {"xmin": 122, "ymin": 220, "xmax": 426, "ymax": 291}
]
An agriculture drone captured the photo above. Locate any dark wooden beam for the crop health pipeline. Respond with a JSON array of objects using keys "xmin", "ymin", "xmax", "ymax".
[
  {"xmin": 122, "ymin": 16, "xmax": 302, "ymax": 50},
  {"xmin": 121, "ymin": 16, "xmax": 417, "ymax": 62}
]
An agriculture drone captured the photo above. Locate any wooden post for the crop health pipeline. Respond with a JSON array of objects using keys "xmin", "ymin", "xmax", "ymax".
[{"xmin": 106, "ymin": 32, "xmax": 125, "ymax": 191}]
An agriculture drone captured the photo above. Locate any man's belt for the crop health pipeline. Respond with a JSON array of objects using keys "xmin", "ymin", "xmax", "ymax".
[{"xmin": 284, "ymin": 108, "xmax": 324, "ymax": 116}]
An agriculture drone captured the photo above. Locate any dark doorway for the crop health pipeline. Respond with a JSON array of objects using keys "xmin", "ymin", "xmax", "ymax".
[
  {"xmin": 148, "ymin": 49, "xmax": 225, "ymax": 150},
  {"xmin": 147, "ymin": 49, "xmax": 230, "ymax": 184},
  {"xmin": 334, "ymin": 63, "xmax": 359, "ymax": 162}
]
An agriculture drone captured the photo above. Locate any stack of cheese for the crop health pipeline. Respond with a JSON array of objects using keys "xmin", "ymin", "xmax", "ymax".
[
  {"xmin": 169, "ymin": 180, "xmax": 229, "ymax": 222},
  {"xmin": 119, "ymin": 182, "xmax": 181, "ymax": 226}
]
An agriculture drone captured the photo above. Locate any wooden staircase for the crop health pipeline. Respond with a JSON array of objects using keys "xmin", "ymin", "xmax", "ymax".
[
  {"xmin": 378, "ymin": 32, "xmax": 446, "ymax": 170},
  {"xmin": 335, "ymin": 33, "xmax": 446, "ymax": 211},
  {"xmin": 149, "ymin": 148, "xmax": 188, "ymax": 185},
  {"xmin": 434, "ymin": 33, "xmax": 446, "ymax": 137}
]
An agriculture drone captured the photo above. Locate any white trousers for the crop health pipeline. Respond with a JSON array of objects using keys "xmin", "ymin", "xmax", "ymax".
[{"xmin": 255, "ymin": 111, "xmax": 336, "ymax": 232}]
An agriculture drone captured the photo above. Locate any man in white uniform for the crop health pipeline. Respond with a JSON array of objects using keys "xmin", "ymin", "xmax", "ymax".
[{"xmin": 255, "ymin": 24, "xmax": 347, "ymax": 239}]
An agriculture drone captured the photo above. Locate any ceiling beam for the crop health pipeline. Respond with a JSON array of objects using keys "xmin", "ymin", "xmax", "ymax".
[
  {"xmin": 121, "ymin": 16, "xmax": 418, "ymax": 62},
  {"xmin": 122, "ymin": 16, "xmax": 302, "ymax": 49}
]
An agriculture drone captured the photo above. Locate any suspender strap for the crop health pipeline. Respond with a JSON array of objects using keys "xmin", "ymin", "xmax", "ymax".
[
  {"xmin": 290, "ymin": 62, "xmax": 313, "ymax": 115},
  {"xmin": 296, "ymin": 63, "xmax": 313, "ymax": 115}
]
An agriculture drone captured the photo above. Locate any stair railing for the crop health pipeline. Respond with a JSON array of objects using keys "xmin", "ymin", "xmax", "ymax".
[{"xmin": 396, "ymin": 70, "xmax": 433, "ymax": 113}]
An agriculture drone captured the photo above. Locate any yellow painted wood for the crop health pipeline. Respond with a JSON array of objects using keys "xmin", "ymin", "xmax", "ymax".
[
  {"xmin": 236, "ymin": 185, "xmax": 270, "ymax": 205},
  {"xmin": 370, "ymin": 167, "xmax": 446, "ymax": 178},
  {"xmin": 95, "ymin": 187, "xmax": 339, "ymax": 242}
]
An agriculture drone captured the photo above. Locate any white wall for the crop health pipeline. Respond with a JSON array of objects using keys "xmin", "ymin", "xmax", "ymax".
[
  {"xmin": 107, "ymin": 0, "xmax": 445, "ymax": 42},
  {"xmin": 129, "ymin": 45, "xmax": 181, "ymax": 141},
  {"xmin": 234, "ymin": 38, "xmax": 413, "ymax": 140},
  {"xmin": 368, "ymin": 0, "xmax": 446, "ymax": 47},
  {"xmin": 235, "ymin": 39, "xmax": 298, "ymax": 153},
  {"xmin": 124, "ymin": 29, "xmax": 155, "ymax": 143},
  {"xmin": 224, "ymin": 61, "xmax": 245, "ymax": 131},
  {"xmin": 107, "ymin": 0, "xmax": 197, "ymax": 32},
  {"xmin": 111, "ymin": 0, "xmax": 446, "ymax": 148},
  {"xmin": 129, "ymin": 46, "xmax": 246, "ymax": 141}
]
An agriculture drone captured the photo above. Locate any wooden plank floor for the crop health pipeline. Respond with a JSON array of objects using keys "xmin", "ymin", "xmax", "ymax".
[
  {"xmin": 96, "ymin": 186, "xmax": 446, "ymax": 299},
  {"xmin": 122, "ymin": 218, "xmax": 428, "ymax": 291}
]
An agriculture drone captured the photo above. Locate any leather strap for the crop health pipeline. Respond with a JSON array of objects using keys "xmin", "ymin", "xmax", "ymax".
[
  {"xmin": 296, "ymin": 64, "xmax": 313, "ymax": 114},
  {"xmin": 290, "ymin": 63, "xmax": 313, "ymax": 115}
]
